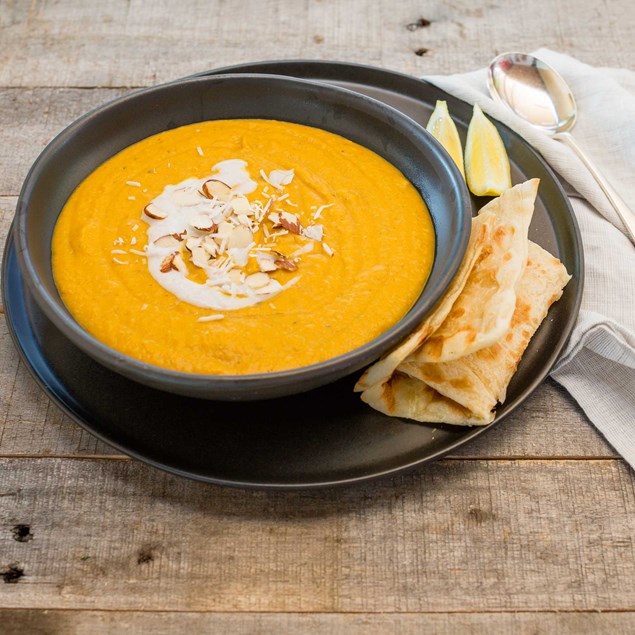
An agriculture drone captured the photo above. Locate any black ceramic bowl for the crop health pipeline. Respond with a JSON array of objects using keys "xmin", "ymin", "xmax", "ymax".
[{"xmin": 15, "ymin": 74, "xmax": 471, "ymax": 400}]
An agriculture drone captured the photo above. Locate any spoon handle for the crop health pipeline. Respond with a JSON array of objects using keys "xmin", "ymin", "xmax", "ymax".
[{"xmin": 553, "ymin": 131, "xmax": 635, "ymax": 245}]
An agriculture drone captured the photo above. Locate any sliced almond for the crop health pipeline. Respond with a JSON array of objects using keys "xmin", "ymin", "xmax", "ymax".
[
  {"xmin": 202, "ymin": 235, "xmax": 219, "ymax": 257},
  {"xmin": 185, "ymin": 236, "xmax": 202, "ymax": 252},
  {"xmin": 153, "ymin": 234, "xmax": 181, "ymax": 249},
  {"xmin": 274, "ymin": 256, "xmax": 298, "ymax": 271},
  {"xmin": 231, "ymin": 196, "xmax": 253, "ymax": 215},
  {"xmin": 256, "ymin": 252, "xmax": 278, "ymax": 272},
  {"xmin": 279, "ymin": 211, "xmax": 302, "ymax": 235},
  {"xmin": 229, "ymin": 269, "xmax": 245, "ymax": 285},
  {"xmin": 303, "ymin": 224, "xmax": 323, "ymax": 242},
  {"xmin": 160, "ymin": 252, "xmax": 176, "ymax": 273},
  {"xmin": 263, "ymin": 168, "xmax": 295, "ymax": 189},
  {"xmin": 172, "ymin": 252, "xmax": 188, "ymax": 273},
  {"xmin": 262, "ymin": 198, "xmax": 273, "ymax": 215},
  {"xmin": 144, "ymin": 203, "xmax": 168, "ymax": 220},
  {"xmin": 190, "ymin": 214, "xmax": 216, "ymax": 232},
  {"xmin": 191, "ymin": 246, "xmax": 211, "ymax": 268},
  {"xmin": 172, "ymin": 188, "xmax": 202, "ymax": 207},
  {"xmin": 202, "ymin": 179, "xmax": 232, "ymax": 201},
  {"xmin": 268, "ymin": 211, "xmax": 281, "ymax": 226},
  {"xmin": 228, "ymin": 225, "xmax": 254, "ymax": 249},
  {"xmin": 215, "ymin": 220, "xmax": 234, "ymax": 238},
  {"xmin": 245, "ymin": 272, "xmax": 270, "ymax": 289}
]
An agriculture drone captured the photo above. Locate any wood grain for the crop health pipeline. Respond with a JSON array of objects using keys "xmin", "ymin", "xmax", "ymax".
[
  {"xmin": 0, "ymin": 0, "xmax": 633, "ymax": 88},
  {"xmin": 1, "ymin": 458, "xmax": 634, "ymax": 612},
  {"xmin": 2, "ymin": 609, "xmax": 635, "ymax": 635},
  {"xmin": 1, "ymin": 0, "xmax": 634, "ymax": 627}
]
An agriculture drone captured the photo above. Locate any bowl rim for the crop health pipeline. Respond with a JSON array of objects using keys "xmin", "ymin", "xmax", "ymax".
[{"xmin": 14, "ymin": 72, "xmax": 471, "ymax": 392}]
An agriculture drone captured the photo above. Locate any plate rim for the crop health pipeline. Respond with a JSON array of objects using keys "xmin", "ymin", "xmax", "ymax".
[{"xmin": 1, "ymin": 61, "xmax": 584, "ymax": 489}]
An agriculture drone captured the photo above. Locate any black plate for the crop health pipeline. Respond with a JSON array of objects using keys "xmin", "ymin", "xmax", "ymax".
[{"xmin": 2, "ymin": 62, "xmax": 583, "ymax": 489}]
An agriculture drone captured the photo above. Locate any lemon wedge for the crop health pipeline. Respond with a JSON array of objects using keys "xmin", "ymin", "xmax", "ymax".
[
  {"xmin": 426, "ymin": 100, "xmax": 465, "ymax": 178},
  {"xmin": 464, "ymin": 104, "xmax": 512, "ymax": 196}
]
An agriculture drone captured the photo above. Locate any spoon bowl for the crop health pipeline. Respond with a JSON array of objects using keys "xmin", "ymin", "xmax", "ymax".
[
  {"xmin": 488, "ymin": 52, "xmax": 635, "ymax": 245},
  {"xmin": 488, "ymin": 52, "xmax": 577, "ymax": 134}
]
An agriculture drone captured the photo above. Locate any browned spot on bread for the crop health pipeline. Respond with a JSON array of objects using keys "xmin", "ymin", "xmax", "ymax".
[{"xmin": 382, "ymin": 381, "xmax": 396, "ymax": 412}]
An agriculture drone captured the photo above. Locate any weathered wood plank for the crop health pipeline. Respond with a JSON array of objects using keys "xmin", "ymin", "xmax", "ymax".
[
  {"xmin": 0, "ymin": 459, "xmax": 633, "ymax": 611},
  {"xmin": 0, "ymin": 0, "xmax": 633, "ymax": 88},
  {"xmin": 2, "ymin": 609, "xmax": 635, "ymax": 635},
  {"xmin": 0, "ymin": 89, "xmax": 129, "ymax": 195}
]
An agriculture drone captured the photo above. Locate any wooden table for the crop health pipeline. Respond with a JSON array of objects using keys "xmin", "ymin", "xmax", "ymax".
[{"xmin": 1, "ymin": 1, "xmax": 634, "ymax": 633}]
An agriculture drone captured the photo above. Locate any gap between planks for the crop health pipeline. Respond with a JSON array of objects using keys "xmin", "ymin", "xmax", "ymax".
[
  {"xmin": 0, "ymin": 454, "xmax": 623, "ymax": 461},
  {"xmin": 0, "ymin": 608, "xmax": 634, "ymax": 615}
]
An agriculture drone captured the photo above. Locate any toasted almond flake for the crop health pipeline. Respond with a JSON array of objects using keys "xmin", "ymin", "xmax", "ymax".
[
  {"xmin": 229, "ymin": 269, "xmax": 245, "ymax": 284},
  {"xmin": 172, "ymin": 253, "xmax": 188, "ymax": 273},
  {"xmin": 126, "ymin": 180, "xmax": 141, "ymax": 187},
  {"xmin": 228, "ymin": 225, "xmax": 254, "ymax": 249},
  {"xmin": 268, "ymin": 229, "xmax": 289, "ymax": 238},
  {"xmin": 113, "ymin": 257, "xmax": 127, "ymax": 265},
  {"xmin": 155, "ymin": 235, "xmax": 182, "ymax": 249},
  {"xmin": 322, "ymin": 242, "xmax": 334, "ymax": 256},
  {"xmin": 160, "ymin": 252, "xmax": 177, "ymax": 273},
  {"xmin": 111, "ymin": 249, "xmax": 127, "ymax": 254},
  {"xmin": 142, "ymin": 189, "xmax": 148, "ymax": 193},
  {"xmin": 132, "ymin": 224, "xmax": 139, "ymax": 231},
  {"xmin": 283, "ymin": 199, "xmax": 299, "ymax": 208},
  {"xmin": 128, "ymin": 196, "xmax": 136, "ymax": 201},
  {"xmin": 245, "ymin": 272, "xmax": 271, "ymax": 289},
  {"xmin": 202, "ymin": 235, "xmax": 218, "ymax": 257},
  {"xmin": 279, "ymin": 211, "xmax": 302, "ymax": 235},
  {"xmin": 312, "ymin": 203, "xmax": 333, "ymax": 219},
  {"xmin": 183, "ymin": 237, "xmax": 200, "ymax": 252},
  {"xmin": 274, "ymin": 256, "xmax": 298, "ymax": 271},
  {"xmin": 303, "ymin": 224, "xmax": 323, "ymax": 241},
  {"xmin": 266, "ymin": 168, "xmax": 295, "ymax": 189},
  {"xmin": 129, "ymin": 249, "xmax": 147, "ymax": 257},
  {"xmin": 231, "ymin": 196, "xmax": 252, "ymax": 214},
  {"xmin": 191, "ymin": 246, "xmax": 211, "ymax": 268},
  {"xmin": 256, "ymin": 252, "xmax": 277, "ymax": 272},
  {"xmin": 277, "ymin": 193, "xmax": 289, "ymax": 202},
  {"xmin": 191, "ymin": 214, "xmax": 216, "ymax": 231},
  {"xmin": 197, "ymin": 146, "xmax": 204, "ymax": 156},
  {"xmin": 172, "ymin": 187, "xmax": 202, "ymax": 207},
  {"xmin": 114, "ymin": 237, "xmax": 124, "ymax": 245},
  {"xmin": 144, "ymin": 203, "xmax": 167, "ymax": 220},
  {"xmin": 202, "ymin": 179, "xmax": 232, "ymax": 201},
  {"xmin": 215, "ymin": 220, "xmax": 234, "ymax": 238},
  {"xmin": 197, "ymin": 314, "xmax": 225, "ymax": 322},
  {"xmin": 131, "ymin": 236, "xmax": 137, "ymax": 245}
]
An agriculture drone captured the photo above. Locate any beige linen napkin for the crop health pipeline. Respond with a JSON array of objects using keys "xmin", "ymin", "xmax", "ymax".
[{"xmin": 425, "ymin": 49, "xmax": 635, "ymax": 467}]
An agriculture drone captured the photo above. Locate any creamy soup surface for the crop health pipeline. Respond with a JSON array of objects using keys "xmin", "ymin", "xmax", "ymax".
[{"xmin": 52, "ymin": 119, "xmax": 435, "ymax": 374}]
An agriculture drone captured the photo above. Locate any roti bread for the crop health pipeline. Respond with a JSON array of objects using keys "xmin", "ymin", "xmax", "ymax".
[
  {"xmin": 357, "ymin": 180, "xmax": 571, "ymax": 426},
  {"xmin": 361, "ymin": 241, "xmax": 571, "ymax": 424}
]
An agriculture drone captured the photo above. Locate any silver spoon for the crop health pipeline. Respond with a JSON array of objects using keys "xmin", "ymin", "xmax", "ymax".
[{"xmin": 488, "ymin": 52, "xmax": 635, "ymax": 245}]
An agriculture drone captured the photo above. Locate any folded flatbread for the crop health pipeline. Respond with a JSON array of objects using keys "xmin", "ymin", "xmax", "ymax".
[
  {"xmin": 356, "ymin": 180, "xmax": 571, "ymax": 426},
  {"xmin": 415, "ymin": 179, "xmax": 538, "ymax": 363}
]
